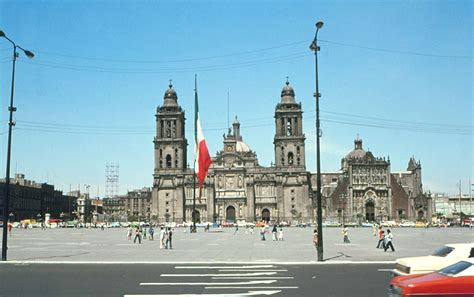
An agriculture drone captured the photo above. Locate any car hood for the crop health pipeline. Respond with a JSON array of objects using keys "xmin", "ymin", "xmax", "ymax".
[
  {"xmin": 392, "ymin": 272, "xmax": 447, "ymax": 288},
  {"xmin": 397, "ymin": 256, "xmax": 450, "ymax": 272}
]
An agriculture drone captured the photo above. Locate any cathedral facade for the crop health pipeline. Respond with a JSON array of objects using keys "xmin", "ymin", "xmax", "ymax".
[{"xmin": 151, "ymin": 82, "xmax": 431, "ymax": 224}]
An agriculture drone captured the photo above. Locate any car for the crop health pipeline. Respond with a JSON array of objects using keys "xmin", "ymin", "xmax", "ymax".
[
  {"xmin": 388, "ymin": 258, "xmax": 474, "ymax": 297},
  {"xmin": 393, "ymin": 243, "xmax": 474, "ymax": 276},
  {"xmin": 399, "ymin": 221, "xmax": 416, "ymax": 227},
  {"xmin": 415, "ymin": 221, "xmax": 427, "ymax": 228}
]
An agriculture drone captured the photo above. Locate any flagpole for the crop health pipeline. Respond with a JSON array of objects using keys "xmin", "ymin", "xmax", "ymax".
[{"xmin": 193, "ymin": 74, "xmax": 197, "ymax": 232}]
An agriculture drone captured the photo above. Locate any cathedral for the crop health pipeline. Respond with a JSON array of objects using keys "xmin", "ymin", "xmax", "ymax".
[{"xmin": 151, "ymin": 82, "xmax": 432, "ymax": 224}]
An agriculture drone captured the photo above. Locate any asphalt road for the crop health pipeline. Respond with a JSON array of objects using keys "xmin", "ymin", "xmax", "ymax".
[{"xmin": 0, "ymin": 263, "xmax": 393, "ymax": 297}]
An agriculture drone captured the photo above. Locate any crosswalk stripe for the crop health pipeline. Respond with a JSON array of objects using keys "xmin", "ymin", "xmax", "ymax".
[
  {"xmin": 124, "ymin": 290, "xmax": 282, "ymax": 296},
  {"xmin": 140, "ymin": 280, "xmax": 276, "ymax": 286},
  {"xmin": 175, "ymin": 265, "xmax": 275, "ymax": 269},
  {"xmin": 161, "ymin": 272, "xmax": 276, "ymax": 277}
]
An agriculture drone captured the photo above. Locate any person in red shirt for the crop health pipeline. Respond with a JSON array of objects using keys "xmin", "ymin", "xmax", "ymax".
[
  {"xmin": 8, "ymin": 223, "xmax": 13, "ymax": 236},
  {"xmin": 376, "ymin": 227, "xmax": 385, "ymax": 249}
]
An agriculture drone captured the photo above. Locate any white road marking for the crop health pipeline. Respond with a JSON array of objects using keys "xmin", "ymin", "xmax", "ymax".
[
  {"xmin": 377, "ymin": 269, "xmax": 393, "ymax": 272},
  {"xmin": 175, "ymin": 265, "xmax": 275, "ymax": 269},
  {"xmin": 124, "ymin": 290, "xmax": 282, "ymax": 296},
  {"xmin": 212, "ymin": 277, "xmax": 294, "ymax": 280},
  {"xmin": 205, "ymin": 286, "xmax": 298, "ymax": 289},
  {"xmin": 161, "ymin": 272, "xmax": 276, "ymax": 277},
  {"xmin": 140, "ymin": 280, "xmax": 276, "ymax": 286},
  {"xmin": 218, "ymin": 269, "xmax": 287, "ymax": 272}
]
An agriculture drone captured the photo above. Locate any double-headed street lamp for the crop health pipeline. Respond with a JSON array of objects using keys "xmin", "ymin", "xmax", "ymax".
[
  {"xmin": 310, "ymin": 20, "xmax": 324, "ymax": 262},
  {"xmin": 1, "ymin": 30, "xmax": 34, "ymax": 261}
]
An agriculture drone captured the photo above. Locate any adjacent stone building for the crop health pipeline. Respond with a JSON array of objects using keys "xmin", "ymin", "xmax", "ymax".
[
  {"xmin": 0, "ymin": 174, "xmax": 77, "ymax": 221},
  {"xmin": 151, "ymin": 82, "xmax": 431, "ymax": 224}
]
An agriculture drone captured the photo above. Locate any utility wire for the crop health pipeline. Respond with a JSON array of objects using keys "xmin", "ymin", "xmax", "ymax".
[
  {"xmin": 33, "ymin": 40, "xmax": 309, "ymax": 64},
  {"xmin": 22, "ymin": 52, "xmax": 308, "ymax": 74},
  {"xmin": 319, "ymin": 39, "xmax": 473, "ymax": 59}
]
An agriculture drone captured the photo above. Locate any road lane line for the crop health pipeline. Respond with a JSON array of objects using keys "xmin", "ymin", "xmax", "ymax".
[
  {"xmin": 212, "ymin": 277, "xmax": 294, "ymax": 279},
  {"xmin": 205, "ymin": 286, "xmax": 298, "ymax": 289},
  {"xmin": 161, "ymin": 272, "xmax": 276, "ymax": 277},
  {"xmin": 175, "ymin": 265, "xmax": 275, "ymax": 269},
  {"xmin": 218, "ymin": 269, "xmax": 287, "ymax": 272},
  {"xmin": 377, "ymin": 269, "xmax": 393, "ymax": 272},
  {"xmin": 124, "ymin": 290, "xmax": 282, "ymax": 296},
  {"xmin": 140, "ymin": 280, "xmax": 277, "ymax": 286}
]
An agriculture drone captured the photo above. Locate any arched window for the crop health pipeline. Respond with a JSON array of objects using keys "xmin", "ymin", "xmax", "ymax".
[
  {"xmin": 297, "ymin": 157, "xmax": 300, "ymax": 165},
  {"xmin": 286, "ymin": 118, "xmax": 292, "ymax": 136},
  {"xmin": 296, "ymin": 146, "xmax": 300, "ymax": 155},
  {"xmin": 288, "ymin": 152, "xmax": 294, "ymax": 165},
  {"xmin": 166, "ymin": 155, "xmax": 172, "ymax": 168}
]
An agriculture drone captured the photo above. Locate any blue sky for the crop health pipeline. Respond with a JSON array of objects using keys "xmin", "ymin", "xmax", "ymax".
[{"xmin": 0, "ymin": 0, "xmax": 472, "ymax": 196}]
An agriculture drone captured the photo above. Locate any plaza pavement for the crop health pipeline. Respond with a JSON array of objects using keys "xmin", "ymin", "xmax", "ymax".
[{"xmin": 2, "ymin": 226, "xmax": 473, "ymax": 263}]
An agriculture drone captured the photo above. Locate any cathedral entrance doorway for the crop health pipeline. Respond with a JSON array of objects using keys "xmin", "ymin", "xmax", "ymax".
[
  {"xmin": 192, "ymin": 210, "xmax": 201, "ymax": 223},
  {"xmin": 226, "ymin": 206, "xmax": 236, "ymax": 222},
  {"xmin": 262, "ymin": 209, "xmax": 270, "ymax": 223},
  {"xmin": 417, "ymin": 210, "xmax": 424, "ymax": 220},
  {"xmin": 365, "ymin": 202, "xmax": 375, "ymax": 222}
]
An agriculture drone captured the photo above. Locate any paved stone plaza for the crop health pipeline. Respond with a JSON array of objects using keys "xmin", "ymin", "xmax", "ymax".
[{"xmin": 3, "ymin": 227, "xmax": 473, "ymax": 263}]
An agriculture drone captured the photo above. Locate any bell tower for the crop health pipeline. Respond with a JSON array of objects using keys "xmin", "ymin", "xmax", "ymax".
[
  {"xmin": 273, "ymin": 80, "xmax": 306, "ymax": 169},
  {"xmin": 153, "ymin": 83, "xmax": 188, "ymax": 174}
]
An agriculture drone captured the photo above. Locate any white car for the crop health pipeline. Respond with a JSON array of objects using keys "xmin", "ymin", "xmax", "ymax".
[
  {"xmin": 393, "ymin": 243, "xmax": 474, "ymax": 276},
  {"xmin": 399, "ymin": 221, "xmax": 416, "ymax": 227}
]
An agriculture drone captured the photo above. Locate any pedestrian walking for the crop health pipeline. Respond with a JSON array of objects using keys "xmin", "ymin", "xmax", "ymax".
[
  {"xmin": 8, "ymin": 223, "xmax": 13, "ymax": 236},
  {"xmin": 313, "ymin": 229, "xmax": 319, "ymax": 249},
  {"xmin": 272, "ymin": 225, "xmax": 277, "ymax": 241},
  {"xmin": 278, "ymin": 228, "xmax": 284, "ymax": 241},
  {"xmin": 234, "ymin": 225, "xmax": 239, "ymax": 235},
  {"xmin": 260, "ymin": 226, "xmax": 266, "ymax": 241},
  {"xmin": 384, "ymin": 229, "xmax": 395, "ymax": 252},
  {"xmin": 376, "ymin": 229, "xmax": 385, "ymax": 249},
  {"xmin": 159, "ymin": 227, "xmax": 166, "ymax": 249},
  {"xmin": 133, "ymin": 226, "xmax": 142, "ymax": 244},
  {"xmin": 166, "ymin": 227, "xmax": 173, "ymax": 249},
  {"xmin": 127, "ymin": 227, "xmax": 132, "ymax": 240},
  {"xmin": 249, "ymin": 226, "xmax": 254, "ymax": 235},
  {"xmin": 372, "ymin": 223, "xmax": 377, "ymax": 236},
  {"xmin": 148, "ymin": 226, "xmax": 154, "ymax": 240},
  {"xmin": 143, "ymin": 227, "xmax": 147, "ymax": 240},
  {"xmin": 342, "ymin": 225, "xmax": 350, "ymax": 243}
]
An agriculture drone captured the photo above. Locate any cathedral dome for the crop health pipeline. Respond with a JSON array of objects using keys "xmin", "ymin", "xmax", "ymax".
[
  {"xmin": 345, "ymin": 137, "xmax": 366, "ymax": 160},
  {"xmin": 236, "ymin": 140, "xmax": 251, "ymax": 153},
  {"xmin": 280, "ymin": 81, "xmax": 295, "ymax": 104},
  {"xmin": 163, "ymin": 83, "xmax": 178, "ymax": 107}
]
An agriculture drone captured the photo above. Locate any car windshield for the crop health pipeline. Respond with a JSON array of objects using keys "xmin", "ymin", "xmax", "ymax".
[
  {"xmin": 439, "ymin": 261, "xmax": 472, "ymax": 276},
  {"xmin": 432, "ymin": 246, "xmax": 454, "ymax": 257}
]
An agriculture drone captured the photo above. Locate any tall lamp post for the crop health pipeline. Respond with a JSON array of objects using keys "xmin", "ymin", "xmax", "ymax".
[
  {"xmin": 310, "ymin": 21, "xmax": 324, "ymax": 262},
  {"xmin": 1, "ymin": 30, "xmax": 34, "ymax": 261}
]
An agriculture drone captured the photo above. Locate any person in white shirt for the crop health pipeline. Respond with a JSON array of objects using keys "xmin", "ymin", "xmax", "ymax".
[{"xmin": 384, "ymin": 229, "xmax": 395, "ymax": 252}]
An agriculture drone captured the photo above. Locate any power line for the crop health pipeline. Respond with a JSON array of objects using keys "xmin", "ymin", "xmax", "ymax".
[
  {"xmin": 22, "ymin": 52, "xmax": 308, "ymax": 74},
  {"xmin": 15, "ymin": 109, "xmax": 472, "ymax": 136},
  {"xmin": 33, "ymin": 40, "xmax": 309, "ymax": 64},
  {"xmin": 319, "ymin": 39, "xmax": 473, "ymax": 59}
]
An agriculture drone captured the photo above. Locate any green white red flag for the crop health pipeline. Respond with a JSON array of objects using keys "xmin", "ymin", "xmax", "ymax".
[{"xmin": 194, "ymin": 76, "xmax": 212, "ymax": 189}]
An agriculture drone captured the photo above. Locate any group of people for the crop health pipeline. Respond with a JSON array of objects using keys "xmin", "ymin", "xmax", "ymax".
[
  {"xmin": 375, "ymin": 225, "xmax": 395, "ymax": 252},
  {"xmin": 127, "ymin": 225, "xmax": 172, "ymax": 249},
  {"xmin": 258, "ymin": 225, "xmax": 284, "ymax": 241}
]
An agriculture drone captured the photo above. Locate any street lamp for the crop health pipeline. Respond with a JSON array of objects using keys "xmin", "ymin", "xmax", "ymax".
[
  {"xmin": 1, "ymin": 30, "xmax": 34, "ymax": 261},
  {"xmin": 310, "ymin": 20, "xmax": 324, "ymax": 262}
]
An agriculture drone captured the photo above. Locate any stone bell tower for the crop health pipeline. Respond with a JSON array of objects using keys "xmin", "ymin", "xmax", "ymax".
[{"xmin": 273, "ymin": 80, "xmax": 306, "ymax": 170}]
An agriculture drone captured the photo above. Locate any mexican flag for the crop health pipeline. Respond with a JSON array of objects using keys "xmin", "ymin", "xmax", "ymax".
[{"xmin": 194, "ymin": 77, "xmax": 212, "ymax": 189}]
